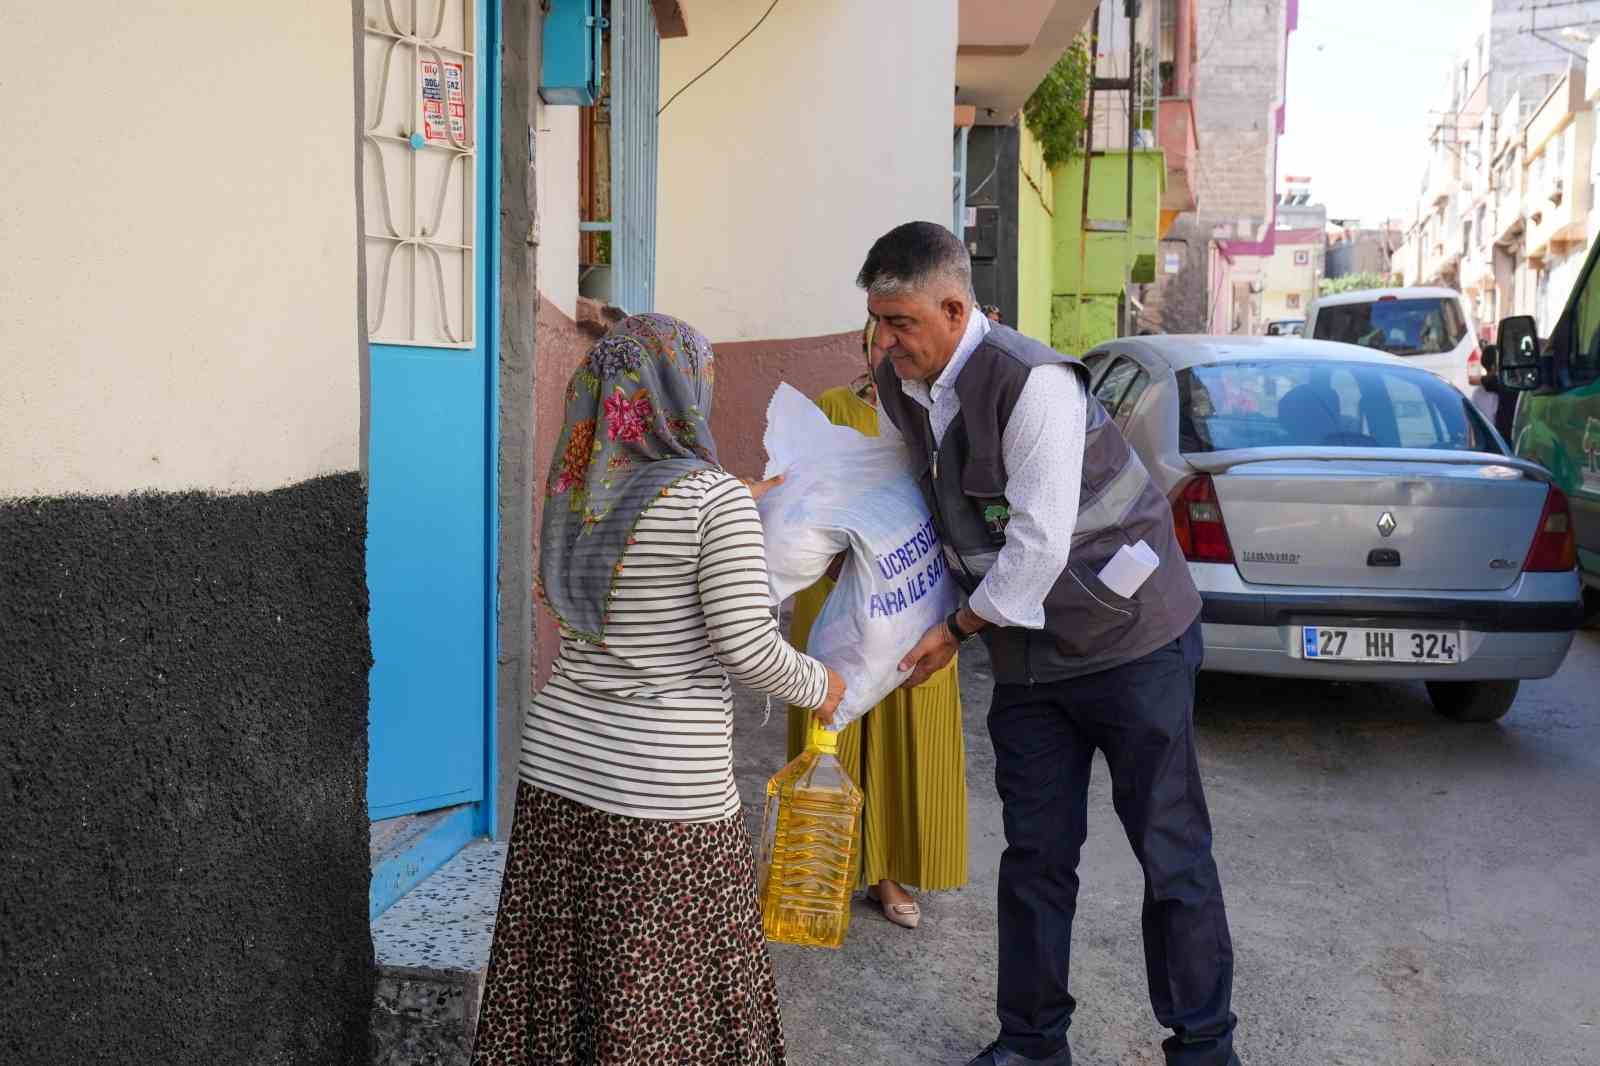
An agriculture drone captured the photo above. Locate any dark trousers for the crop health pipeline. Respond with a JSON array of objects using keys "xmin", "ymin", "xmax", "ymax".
[{"xmin": 988, "ymin": 623, "xmax": 1237, "ymax": 1065}]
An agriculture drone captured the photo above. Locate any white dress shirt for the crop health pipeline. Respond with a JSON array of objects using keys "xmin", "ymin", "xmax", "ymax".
[{"xmin": 875, "ymin": 309, "xmax": 1088, "ymax": 630}]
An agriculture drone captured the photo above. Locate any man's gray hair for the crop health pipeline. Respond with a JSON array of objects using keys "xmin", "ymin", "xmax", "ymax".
[{"xmin": 856, "ymin": 221, "xmax": 976, "ymax": 302}]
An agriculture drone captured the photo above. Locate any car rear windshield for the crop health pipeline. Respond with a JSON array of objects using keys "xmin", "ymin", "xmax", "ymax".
[
  {"xmin": 1311, "ymin": 297, "xmax": 1466, "ymax": 355},
  {"xmin": 1178, "ymin": 360, "xmax": 1500, "ymax": 454}
]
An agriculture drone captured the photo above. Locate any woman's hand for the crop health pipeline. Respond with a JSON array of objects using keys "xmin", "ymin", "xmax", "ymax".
[
  {"xmin": 814, "ymin": 667, "xmax": 847, "ymax": 727},
  {"xmin": 741, "ymin": 474, "xmax": 784, "ymax": 502}
]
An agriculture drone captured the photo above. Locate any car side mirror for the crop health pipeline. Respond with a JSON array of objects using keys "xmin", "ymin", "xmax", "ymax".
[{"xmin": 1495, "ymin": 315, "xmax": 1540, "ymax": 390}]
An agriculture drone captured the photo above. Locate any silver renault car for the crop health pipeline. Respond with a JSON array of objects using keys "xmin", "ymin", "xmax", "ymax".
[{"xmin": 1083, "ymin": 335, "xmax": 1585, "ymax": 721}]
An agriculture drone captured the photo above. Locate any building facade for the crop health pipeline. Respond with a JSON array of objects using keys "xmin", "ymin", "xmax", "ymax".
[
  {"xmin": 1, "ymin": 2, "xmax": 1097, "ymax": 1062},
  {"xmin": 1145, "ymin": 0, "xmax": 1298, "ymax": 335},
  {"xmin": 965, "ymin": 0, "xmax": 1201, "ymax": 350},
  {"xmin": 1259, "ymin": 229, "xmax": 1325, "ymax": 325},
  {"xmin": 1254, "ymin": 176, "xmax": 1328, "ymax": 326},
  {"xmin": 1393, "ymin": 0, "xmax": 1600, "ymax": 339},
  {"xmin": 4, "ymin": 5, "xmax": 381, "ymax": 1061},
  {"xmin": 1326, "ymin": 219, "xmax": 1402, "ymax": 280}
]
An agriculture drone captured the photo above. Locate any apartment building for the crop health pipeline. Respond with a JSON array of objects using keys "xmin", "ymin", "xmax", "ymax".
[
  {"xmin": 1326, "ymin": 219, "xmax": 1402, "ymax": 280},
  {"xmin": 961, "ymin": 0, "xmax": 1201, "ymax": 351},
  {"xmin": 1393, "ymin": 0, "xmax": 1600, "ymax": 338},
  {"xmin": 1, "ymin": 3, "xmax": 1097, "ymax": 1062},
  {"xmin": 1146, "ymin": 0, "xmax": 1297, "ymax": 335}
]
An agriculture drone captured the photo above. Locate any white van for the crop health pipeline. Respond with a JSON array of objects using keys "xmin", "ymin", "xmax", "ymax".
[{"xmin": 1306, "ymin": 287, "xmax": 1481, "ymax": 394}]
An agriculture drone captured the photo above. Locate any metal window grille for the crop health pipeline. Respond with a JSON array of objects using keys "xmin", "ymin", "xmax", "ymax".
[{"xmin": 362, "ymin": 0, "xmax": 478, "ymax": 348}]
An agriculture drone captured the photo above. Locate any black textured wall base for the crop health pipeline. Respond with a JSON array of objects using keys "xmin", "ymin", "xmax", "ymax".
[{"xmin": 0, "ymin": 473, "xmax": 374, "ymax": 1065}]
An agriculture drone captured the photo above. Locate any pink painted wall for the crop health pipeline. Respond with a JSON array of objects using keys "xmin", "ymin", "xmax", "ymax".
[{"xmin": 708, "ymin": 330, "xmax": 865, "ymax": 481}]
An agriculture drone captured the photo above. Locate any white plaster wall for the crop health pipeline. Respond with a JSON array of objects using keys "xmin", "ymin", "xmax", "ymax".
[
  {"xmin": 535, "ymin": 102, "xmax": 582, "ymax": 319},
  {"xmin": 655, "ymin": 0, "xmax": 957, "ymax": 341},
  {"xmin": 1545, "ymin": 244, "xmax": 1586, "ymax": 326},
  {"xmin": 1261, "ymin": 241, "xmax": 1319, "ymax": 322},
  {"xmin": 0, "ymin": 3, "xmax": 359, "ymax": 498},
  {"xmin": 530, "ymin": 4, "xmax": 580, "ymax": 320}
]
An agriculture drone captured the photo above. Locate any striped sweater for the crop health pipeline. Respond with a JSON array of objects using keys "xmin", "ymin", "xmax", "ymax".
[{"xmin": 522, "ymin": 470, "xmax": 830, "ymax": 822}]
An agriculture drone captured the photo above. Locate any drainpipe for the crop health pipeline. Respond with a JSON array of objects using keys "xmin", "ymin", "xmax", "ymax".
[
  {"xmin": 1126, "ymin": 1, "xmax": 1136, "ymax": 231},
  {"xmin": 1078, "ymin": 4, "xmax": 1102, "ymax": 351},
  {"xmin": 1126, "ymin": 0, "xmax": 1139, "ymax": 336}
]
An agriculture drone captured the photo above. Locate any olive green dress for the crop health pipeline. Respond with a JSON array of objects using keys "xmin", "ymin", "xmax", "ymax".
[{"xmin": 785, "ymin": 386, "xmax": 969, "ymax": 892}]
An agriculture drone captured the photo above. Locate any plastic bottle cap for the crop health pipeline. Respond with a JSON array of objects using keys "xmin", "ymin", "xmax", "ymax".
[{"xmin": 807, "ymin": 719, "xmax": 839, "ymax": 754}]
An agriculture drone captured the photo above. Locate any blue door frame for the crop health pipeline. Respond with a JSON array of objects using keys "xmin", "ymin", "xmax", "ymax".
[{"xmin": 367, "ymin": 0, "xmax": 501, "ymax": 843}]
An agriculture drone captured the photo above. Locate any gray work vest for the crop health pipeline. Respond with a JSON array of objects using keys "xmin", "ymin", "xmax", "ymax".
[{"xmin": 874, "ymin": 325, "xmax": 1201, "ymax": 684}]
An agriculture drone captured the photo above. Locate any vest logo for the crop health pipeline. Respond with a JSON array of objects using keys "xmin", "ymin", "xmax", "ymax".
[
  {"xmin": 983, "ymin": 503, "xmax": 1011, "ymax": 536},
  {"xmin": 1242, "ymin": 550, "xmax": 1300, "ymax": 565}
]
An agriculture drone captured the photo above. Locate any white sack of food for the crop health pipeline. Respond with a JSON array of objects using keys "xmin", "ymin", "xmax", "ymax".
[{"xmin": 756, "ymin": 383, "xmax": 958, "ymax": 730}]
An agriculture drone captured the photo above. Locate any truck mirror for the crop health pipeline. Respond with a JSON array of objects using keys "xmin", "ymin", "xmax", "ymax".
[{"xmin": 1495, "ymin": 316, "xmax": 1540, "ymax": 390}]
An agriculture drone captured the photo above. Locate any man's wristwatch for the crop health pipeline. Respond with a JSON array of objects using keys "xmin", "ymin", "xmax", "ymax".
[{"xmin": 945, "ymin": 609, "xmax": 979, "ymax": 644}]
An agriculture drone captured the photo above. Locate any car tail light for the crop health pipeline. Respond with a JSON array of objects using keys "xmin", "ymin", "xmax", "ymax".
[
  {"xmin": 1524, "ymin": 486, "xmax": 1577, "ymax": 572},
  {"xmin": 1468, "ymin": 346, "xmax": 1484, "ymax": 384},
  {"xmin": 1171, "ymin": 475, "xmax": 1234, "ymax": 564}
]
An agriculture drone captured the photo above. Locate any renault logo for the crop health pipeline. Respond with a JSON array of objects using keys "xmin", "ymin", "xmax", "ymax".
[{"xmin": 1377, "ymin": 511, "xmax": 1398, "ymax": 537}]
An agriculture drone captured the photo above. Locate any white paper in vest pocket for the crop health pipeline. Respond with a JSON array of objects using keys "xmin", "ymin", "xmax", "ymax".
[{"xmin": 1097, "ymin": 540, "xmax": 1159, "ymax": 599}]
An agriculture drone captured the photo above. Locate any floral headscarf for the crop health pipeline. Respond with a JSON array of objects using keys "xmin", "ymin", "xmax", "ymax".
[{"xmin": 538, "ymin": 313, "xmax": 719, "ymax": 643}]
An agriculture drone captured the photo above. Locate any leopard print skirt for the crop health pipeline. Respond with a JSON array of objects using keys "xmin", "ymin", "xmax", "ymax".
[{"xmin": 469, "ymin": 783, "xmax": 786, "ymax": 1066}]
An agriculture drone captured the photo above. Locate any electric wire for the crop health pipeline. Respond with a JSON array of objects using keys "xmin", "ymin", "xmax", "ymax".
[{"xmin": 657, "ymin": 0, "xmax": 783, "ymax": 118}]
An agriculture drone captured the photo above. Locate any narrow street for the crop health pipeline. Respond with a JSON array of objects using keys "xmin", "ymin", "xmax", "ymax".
[
  {"xmin": 735, "ymin": 630, "xmax": 1600, "ymax": 1066},
  {"xmin": 15, "ymin": 5, "xmax": 1600, "ymax": 1064}
]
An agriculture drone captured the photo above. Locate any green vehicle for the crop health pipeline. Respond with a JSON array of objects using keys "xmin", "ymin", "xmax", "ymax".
[{"xmin": 1496, "ymin": 255, "xmax": 1600, "ymax": 624}]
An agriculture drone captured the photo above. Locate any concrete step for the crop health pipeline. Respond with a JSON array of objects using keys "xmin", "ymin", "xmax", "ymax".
[
  {"xmin": 370, "ymin": 841, "xmax": 506, "ymax": 1066},
  {"xmin": 369, "ymin": 804, "xmax": 478, "ymax": 920}
]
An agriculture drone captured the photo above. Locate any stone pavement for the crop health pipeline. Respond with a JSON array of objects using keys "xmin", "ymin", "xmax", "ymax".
[{"xmin": 737, "ymin": 633, "xmax": 1600, "ymax": 1066}]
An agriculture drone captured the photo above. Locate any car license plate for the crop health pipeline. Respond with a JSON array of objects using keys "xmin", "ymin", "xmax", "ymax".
[{"xmin": 1301, "ymin": 626, "xmax": 1460, "ymax": 664}]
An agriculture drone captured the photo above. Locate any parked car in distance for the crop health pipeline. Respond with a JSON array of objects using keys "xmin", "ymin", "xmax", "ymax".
[
  {"xmin": 1493, "ymin": 254, "xmax": 1600, "ymax": 624},
  {"xmin": 1306, "ymin": 286, "xmax": 1481, "ymax": 394},
  {"xmin": 1265, "ymin": 318, "xmax": 1304, "ymax": 337},
  {"xmin": 1083, "ymin": 334, "xmax": 1585, "ymax": 721}
]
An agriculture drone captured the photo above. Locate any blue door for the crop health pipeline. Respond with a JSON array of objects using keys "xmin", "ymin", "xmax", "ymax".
[{"xmin": 362, "ymin": 1, "xmax": 497, "ymax": 823}]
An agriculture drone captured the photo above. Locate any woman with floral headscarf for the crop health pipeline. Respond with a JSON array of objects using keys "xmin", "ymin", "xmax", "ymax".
[{"xmin": 470, "ymin": 314, "xmax": 845, "ymax": 1066}]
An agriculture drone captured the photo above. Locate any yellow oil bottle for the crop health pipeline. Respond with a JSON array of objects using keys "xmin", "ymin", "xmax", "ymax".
[{"xmin": 756, "ymin": 717, "xmax": 863, "ymax": 948}]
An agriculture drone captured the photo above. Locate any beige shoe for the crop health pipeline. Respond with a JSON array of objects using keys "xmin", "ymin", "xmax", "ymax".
[{"xmin": 866, "ymin": 883, "xmax": 922, "ymax": 930}]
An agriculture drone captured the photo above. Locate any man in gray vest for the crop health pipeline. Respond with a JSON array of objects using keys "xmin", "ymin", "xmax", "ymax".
[{"xmin": 859, "ymin": 222, "xmax": 1240, "ymax": 1066}]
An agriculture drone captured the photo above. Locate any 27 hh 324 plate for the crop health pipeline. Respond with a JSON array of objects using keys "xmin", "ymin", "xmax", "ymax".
[{"xmin": 1301, "ymin": 626, "xmax": 1461, "ymax": 664}]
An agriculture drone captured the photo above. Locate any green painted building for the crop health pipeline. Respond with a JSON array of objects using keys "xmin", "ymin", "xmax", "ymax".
[
  {"xmin": 967, "ymin": 126, "xmax": 1168, "ymax": 358},
  {"xmin": 1047, "ymin": 149, "xmax": 1166, "ymax": 355}
]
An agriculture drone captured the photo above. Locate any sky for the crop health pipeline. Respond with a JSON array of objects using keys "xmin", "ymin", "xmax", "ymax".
[{"xmin": 1276, "ymin": 0, "xmax": 1484, "ymax": 226}]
